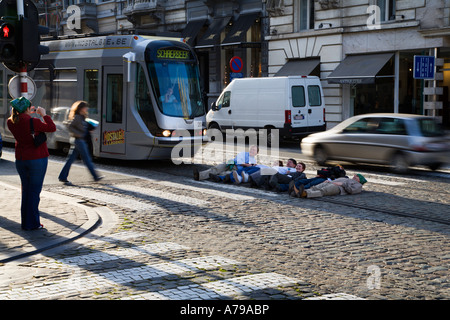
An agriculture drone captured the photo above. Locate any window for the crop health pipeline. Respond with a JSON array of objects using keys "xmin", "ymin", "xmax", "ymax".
[
  {"xmin": 343, "ymin": 118, "xmax": 375, "ymax": 133},
  {"xmin": 377, "ymin": 0, "xmax": 396, "ymax": 22},
  {"xmin": 222, "ymin": 91, "xmax": 231, "ymax": 108},
  {"xmin": 298, "ymin": 0, "xmax": 315, "ymax": 31},
  {"xmin": 308, "ymin": 86, "xmax": 322, "ymax": 106},
  {"xmin": 376, "ymin": 118, "xmax": 406, "ymax": 135},
  {"xmin": 54, "ymin": 69, "xmax": 77, "ymax": 109},
  {"xmin": 84, "ymin": 69, "xmax": 99, "ymax": 117},
  {"xmin": 136, "ymin": 64, "xmax": 159, "ymax": 134},
  {"xmin": 292, "ymin": 86, "xmax": 306, "ymax": 107},
  {"xmin": 106, "ymin": 74, "xmax": 123, "ymax": 123},
  {"xmin": 31, "ymin": 69, "xmax": 51, "ymax": 110}
]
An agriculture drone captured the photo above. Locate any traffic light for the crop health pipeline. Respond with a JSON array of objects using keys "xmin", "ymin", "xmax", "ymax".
[
  {"xmin": 0, "ymin": 19, "xmax": 18, "ymax": 62},
  {"xmin": 0, "ymin": 0, "xmax": 20, "ymax": 66},
  {"xmin": 0, "ymin": 0, "xmax": 49, "ymax": 72}
]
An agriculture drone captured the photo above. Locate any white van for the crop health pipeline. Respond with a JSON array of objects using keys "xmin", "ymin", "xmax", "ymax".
[{"xmin": 206, "ymin": 76, "xmax": 326, "ymax": 144}]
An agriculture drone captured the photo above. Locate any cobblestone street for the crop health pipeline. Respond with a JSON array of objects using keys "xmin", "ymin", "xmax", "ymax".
[{"xmin": 1, "ymin": 151, "xmax": 448, "ymax": 302}]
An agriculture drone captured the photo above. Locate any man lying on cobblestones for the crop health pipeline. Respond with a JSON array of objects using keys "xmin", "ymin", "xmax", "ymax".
[
  {"xmin": 247, "ymin": 158, "xmax": 298, "ymax": 189},
  {"xmin": 289, "ymin": 174, "xmax": 367, "ymax": 198}
]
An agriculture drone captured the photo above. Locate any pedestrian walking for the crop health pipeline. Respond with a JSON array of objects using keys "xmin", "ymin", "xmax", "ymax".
[
  {"xmin": 7, "ymin": 97, "xmax": 56, "ymax": 230},
  {"xmin": 58, "ymin": 101, "xmax": 103, "ymax": 184}
]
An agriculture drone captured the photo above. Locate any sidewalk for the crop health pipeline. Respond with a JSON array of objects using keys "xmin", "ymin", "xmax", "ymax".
[{"xmin": 0, "ymin": 182, "xmax": 101, "ymax": 264}]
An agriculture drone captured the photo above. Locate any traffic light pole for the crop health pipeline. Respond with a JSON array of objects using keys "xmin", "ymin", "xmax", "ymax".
[{"xmin": 16, "ymin": 0, "xmax": 27, "ymax": 98}]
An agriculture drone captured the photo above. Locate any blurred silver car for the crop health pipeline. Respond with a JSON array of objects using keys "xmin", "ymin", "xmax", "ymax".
[{"xmin": 301, "ymin": 114, "xmax": 450, "ymax": 173}]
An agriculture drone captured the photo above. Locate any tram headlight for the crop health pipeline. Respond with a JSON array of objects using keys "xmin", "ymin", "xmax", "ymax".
[
  {"xmin": 162, "ymin": 130, "xmax": 172, "ymax": 137},
  {"xmin": 203, "ymin": 129, "xmax": 207, "ymax": 136}
]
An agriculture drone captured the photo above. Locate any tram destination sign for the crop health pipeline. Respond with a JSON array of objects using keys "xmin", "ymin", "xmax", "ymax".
[{"xmin": 156, "ymin": 48, "xmax": 192, "ymax": 60}]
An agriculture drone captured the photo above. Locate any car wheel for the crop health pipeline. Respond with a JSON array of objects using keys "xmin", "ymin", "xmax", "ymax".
[
  {"xmin": 314, "ymin": 146, "xmax": 328, "ymax": 166},
  {"xmin": 390, "ymin": 152, "xmax": 409, "ymax": 174}
]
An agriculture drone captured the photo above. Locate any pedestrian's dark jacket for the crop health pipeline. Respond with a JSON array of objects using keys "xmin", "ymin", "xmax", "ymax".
[{"xmin": 67, "ymin": 114, "xmax": 88, "ymax": 139}]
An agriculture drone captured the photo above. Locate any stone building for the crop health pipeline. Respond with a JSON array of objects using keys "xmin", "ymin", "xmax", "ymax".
[
  {"xmin": 37, "ymin": 0, "xmax": 450, "ymax": 128},
  {"xmin": 267, "ymin": 0, "xmax": 450, "ymax": 128}
]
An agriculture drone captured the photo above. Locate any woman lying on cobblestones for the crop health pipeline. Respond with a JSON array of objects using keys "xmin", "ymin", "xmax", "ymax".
[{"xmin": 289, "ymin": 174, "xmax": 367, "ymax": 198}]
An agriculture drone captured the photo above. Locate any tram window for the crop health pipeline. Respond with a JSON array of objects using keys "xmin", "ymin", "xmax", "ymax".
[
  {"xmin": 106, "ymin": 74, "xmax": 123, "ymax": 123},
  {"xmin": 32, "ymin": 70, "xmax": 51, "ymax": 110},
  {"xmin": 84, "ymin": 69, "xmax": 99, "ymax": 117},
  {"xmin": 54, "ymin": 70, "xmax": 77, "ymax": 110}
]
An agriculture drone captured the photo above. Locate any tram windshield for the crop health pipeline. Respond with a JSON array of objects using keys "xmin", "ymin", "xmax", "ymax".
[{"xmin": 146, "ymin": 44, "xmax": 205, "ymax": 119}]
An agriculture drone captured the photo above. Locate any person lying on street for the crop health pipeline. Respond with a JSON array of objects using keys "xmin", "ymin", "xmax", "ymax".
[{"xmin": 289, "ymin": 174, "xmax": 367, "ymax": 198}]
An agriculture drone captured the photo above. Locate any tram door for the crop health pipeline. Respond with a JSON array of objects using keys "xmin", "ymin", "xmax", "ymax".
[{"xmin": 101, "ymin": 66, "xmax": 126, "ymax": 154}]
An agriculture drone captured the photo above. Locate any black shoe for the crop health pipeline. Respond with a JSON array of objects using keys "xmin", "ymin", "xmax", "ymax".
[
  {"xmin": 59, "ymin": 179, "xmax": 73, "ymax": 186},
  {"xmin": 193, "ymin": 168, "xmax": 200, "ymax": 181},
  {"xmin": 248, "ymin": 175, "xmax": 257, "ymax": 187},
  {"xmin": 95, "ymin": 176, "xmax": 105, "ymax": 182},
  {"xmin": 209, "ymin": 173, "xmax": 221, "ymax": 182},
  {"xmin": 223, "ymin": 174, "xmax": 231, "ymax": 183}
]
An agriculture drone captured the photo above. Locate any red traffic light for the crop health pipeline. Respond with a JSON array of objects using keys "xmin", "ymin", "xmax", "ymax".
[{"xmin": 0, "ymin": 23, "xmax": 14, "ymax": 38}]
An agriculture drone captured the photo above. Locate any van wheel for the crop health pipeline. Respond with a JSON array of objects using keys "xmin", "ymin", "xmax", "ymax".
[
  {"xmin": 207, "ymin": 123, "xmax": 222, "ymax": 141},
  {"xmin": 314, "ymin": 146, "xmax": 328, "ymax": 166},
  {"xmin": 390, "ymin": 152, "xmax": 409, "ymax": 174}
]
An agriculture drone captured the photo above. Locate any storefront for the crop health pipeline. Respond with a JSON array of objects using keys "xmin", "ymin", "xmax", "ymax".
[
  {"xmin": 327, "ymin": 50, "xmax": 450, "ymax": 129},
  {"xmin": 183, "ymin": 0, "xmax": 265, "ymax": 109}
]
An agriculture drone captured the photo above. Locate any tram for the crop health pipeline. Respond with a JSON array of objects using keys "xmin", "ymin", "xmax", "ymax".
[{"xmin": 0, "ymin": 35, "xmax": 207, "ymax": 160}]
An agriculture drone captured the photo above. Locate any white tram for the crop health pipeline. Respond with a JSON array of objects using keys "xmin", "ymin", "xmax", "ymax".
[{"xmin": 0, "ymin": 35, "xmax": 207, "ymax": 160}]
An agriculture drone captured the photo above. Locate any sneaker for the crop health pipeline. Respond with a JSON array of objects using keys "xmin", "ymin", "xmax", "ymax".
[
  {"xmin": 241, "ymin": 171, "xmax": 249, "ymax": 183},
  {"xmin": 232, "ymin": 171, "xmax": 242, "ymax": 184},
  {"xmin": 193, "ymin": 168, "xmax": 200, "ymax": 181},
  {"xmin": 95, "ymin": 176, "xmax": 105, "ymax": 182}
]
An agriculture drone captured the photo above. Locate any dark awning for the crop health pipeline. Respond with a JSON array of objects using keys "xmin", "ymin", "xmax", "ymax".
[
  {"xmin": 275, "ymin": 58, "xmax": 320, "ymax": 77},
  {"xmin": 196, "ymin": 17, "xmax": 231, "ymax": 48},
  {"xmin": 221, "ymin": 13, "xmax": 259, "ymax": 46},
  {"xmin": 327, "ymin": 53, "xmax": 394, "ymax": 85},
  {"xmin": 182, "ymin": 19, "xmax": 206, "ymax": 46}
]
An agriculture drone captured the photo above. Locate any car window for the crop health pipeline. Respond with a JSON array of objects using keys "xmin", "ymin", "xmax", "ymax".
[
  {"xmin": 375, "ymin": 118, "xmax": 407, "ymax": 135},
  {"xmin": 308, "ymin": 86, "xmax": 322, "ymax": 106},
  {"xmin": 292, "ymin": 86, "xmax": 305, "ymax": 107},
  {"xmin": 342, "ymin": 118, "xmax": 378, "ymax": 133},
  {"xmin": 418, "ymin": 119, "xmax": 445, "ymax": 137}
]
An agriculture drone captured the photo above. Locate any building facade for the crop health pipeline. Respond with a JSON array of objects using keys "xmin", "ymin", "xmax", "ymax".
[
  {"xmin": 267, "ymin": 0, "xmax": 450, "ymax": 128},
  {"xmin": 37, "ymin": 0, "xmax": 450, "ymax": 128}
]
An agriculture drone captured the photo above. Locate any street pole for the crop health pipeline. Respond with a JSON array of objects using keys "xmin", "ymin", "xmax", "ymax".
[{"xmin": 16, "ymin": 0, "xmax": 27, "ymax": 98}]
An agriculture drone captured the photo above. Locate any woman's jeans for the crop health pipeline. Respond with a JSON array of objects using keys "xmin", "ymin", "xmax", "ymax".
[
  {"xmin": 59, "ymin": 138, "xmax": 99, "ymax": 181},
  {"xmin": 16, "ymin": 157, "xmax": 48, "ymax": 230}
]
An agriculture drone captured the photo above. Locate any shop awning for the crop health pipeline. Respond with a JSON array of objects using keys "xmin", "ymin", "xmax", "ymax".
[
  {"xmin": 195, "ymin": 17, "xmax": 232, "ymax": 49},
  {"xmin": 275, "ymin": 58, "xmax": 320, "ymax": 77},
  {"xmin": 327, "ymin": 53, "xmax": 394, "ymax": 84},
  {"xmin": 221, "ymin": 13, "xmax": 259, "ymax": 46},
  {"xmin": 182, "ymin": 19, "xmax": 206, "ymax": 46}
]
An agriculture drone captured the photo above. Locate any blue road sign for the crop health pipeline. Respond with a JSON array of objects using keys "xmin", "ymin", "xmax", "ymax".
[{"xmin": 414, "ymin": 55, "xmax": 435, "ymax": 79}]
